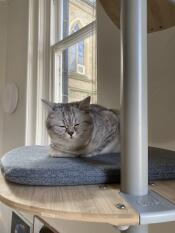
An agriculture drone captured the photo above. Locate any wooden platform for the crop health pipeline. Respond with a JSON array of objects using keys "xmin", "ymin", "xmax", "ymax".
[
  {"xmin": 0, "ymin": 174, "xmax": 139, "ymax": 226},
  {"xmin": 100, "ymin": 0, "xmax": 175, "ymax": 33},
  {"xmin": 151, "ymin": 180, "xmax": 175, "ymax": 204},
  {"xmin": 0, "ymin": 172, "xmax": 175, "ymax": 226}
]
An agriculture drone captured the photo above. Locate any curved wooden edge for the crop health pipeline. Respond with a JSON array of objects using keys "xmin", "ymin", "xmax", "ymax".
[
  {"xmin": 0, "ymin": 174, "xmax": 139, "ymax": 226},
  {"xmin": 100, "ymin": 0, "xmax": 175, "ymax": 33}
]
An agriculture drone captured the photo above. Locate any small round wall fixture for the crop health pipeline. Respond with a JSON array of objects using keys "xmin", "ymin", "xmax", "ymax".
[{"xmin": 3, "ymin": 83, "xmax": 18, "ymax": 114}]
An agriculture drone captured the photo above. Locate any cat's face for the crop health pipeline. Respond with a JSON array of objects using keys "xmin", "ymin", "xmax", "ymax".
[{"xmin": 43, "ymin": 97, "xmax": 93, "ymax": 150}]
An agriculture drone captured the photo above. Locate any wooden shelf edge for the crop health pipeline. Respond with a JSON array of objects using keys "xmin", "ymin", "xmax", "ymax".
[{"xmin": 0, "ymin": 174, "xmax": 139, "ymax": 226}]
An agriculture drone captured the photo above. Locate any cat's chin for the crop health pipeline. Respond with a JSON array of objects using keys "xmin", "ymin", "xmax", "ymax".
[{"xmin": 49, "ymin": 147, "xmax": 79, "ymax": 158}]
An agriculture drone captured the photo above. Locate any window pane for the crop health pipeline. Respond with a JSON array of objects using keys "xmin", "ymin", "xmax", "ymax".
[
  {"xmin": 78, "ymin": 40, "xmax": 84, "ymax": 65},
  {"xmin": 54, "ymin": 34, "xmax": 97, "ymax": 103},
  {"xmin": 62, "ymin": 0, "xmax": 96, "ymax": 39}
]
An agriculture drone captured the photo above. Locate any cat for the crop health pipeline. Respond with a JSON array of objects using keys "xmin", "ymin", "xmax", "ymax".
[{"xmin": 42, "ymin": 96, "xmax": 120, "ymax": 157}]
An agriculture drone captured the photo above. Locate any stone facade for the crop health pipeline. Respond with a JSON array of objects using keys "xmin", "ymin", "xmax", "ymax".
[{"xmin": 67, "ymin": 0, "xmax": 97, "ymax": 103}]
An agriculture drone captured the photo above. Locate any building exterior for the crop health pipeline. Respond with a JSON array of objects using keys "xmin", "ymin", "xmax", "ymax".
[{"xmin": 62, "ymin": 0, "xmax": 97, "ymax": 103}]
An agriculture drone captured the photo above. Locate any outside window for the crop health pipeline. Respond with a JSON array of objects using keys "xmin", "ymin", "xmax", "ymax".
[
  {"xmin": 51, "ymin": 0, "xmax": 97, "ymax": 103},
  {"xmin": 69, "ymin": 22, "xmax": 85, "ymax": 72}
]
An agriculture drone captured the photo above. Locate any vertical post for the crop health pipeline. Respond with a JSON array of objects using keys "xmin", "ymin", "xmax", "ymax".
[{"xmin": 120, "ymin": 0, "xmax": 148, "ymax": 196}]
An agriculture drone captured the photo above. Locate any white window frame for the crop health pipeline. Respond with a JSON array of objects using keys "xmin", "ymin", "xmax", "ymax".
[
  {"xmin": 50, "ymin": 0, "xmax": 96, "ymax": 103},
  {"xmin": 26, "ymin": 0, "xmax": 51, "ymax": 145}
]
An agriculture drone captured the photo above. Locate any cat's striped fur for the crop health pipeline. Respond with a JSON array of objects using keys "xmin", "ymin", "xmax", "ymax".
[{"xmin": 43, "ymin": 97, "xmax": 120, "ymax": 157}]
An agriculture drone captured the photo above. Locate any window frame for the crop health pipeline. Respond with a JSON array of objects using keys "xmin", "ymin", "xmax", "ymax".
[
  {"xmin": 26, "ymin": 0, "xmax": 51, "ymax": 145},
  {"xmin": 50, "ymin": 0, "xmax": 96, "ymax": 103}
]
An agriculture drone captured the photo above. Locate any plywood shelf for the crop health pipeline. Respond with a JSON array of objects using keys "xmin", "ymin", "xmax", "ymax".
[
  {"xmin": 100, "ymin": 0, "xmax": 175, "ymax": 33},
  {"xmin": 1, "ymin": 172, "xmax": 175, "ymax": 226},
  {"xmin": 0, "ymin": 174, "xmax": 139, "ymax": 226},
  {"xmin": 151, "ymin": 180, "xmax": 175, "ymax": 204}
]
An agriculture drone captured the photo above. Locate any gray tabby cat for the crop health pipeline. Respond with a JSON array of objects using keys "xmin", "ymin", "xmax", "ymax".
[{"xmin": 42, "ymin": 96, "xmax": 120, "ymax": 157}]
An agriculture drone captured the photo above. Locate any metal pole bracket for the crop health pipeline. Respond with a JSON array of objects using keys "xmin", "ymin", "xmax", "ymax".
[{"xmin": 121, "ymin": 190, "xmax": 175, "ymax": 225}]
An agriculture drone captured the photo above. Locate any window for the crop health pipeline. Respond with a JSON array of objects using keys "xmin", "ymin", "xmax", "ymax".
[
  {"xmin": 51, "ymin": 0, "xmax": 97, "ymax": 103},
  {"xmin": 26, "ymin": 0, "xmax": 97, "ymax": 145},
  {"xmin": 69, "ymin": 22, "xmax": 85, "ymax": 73}
]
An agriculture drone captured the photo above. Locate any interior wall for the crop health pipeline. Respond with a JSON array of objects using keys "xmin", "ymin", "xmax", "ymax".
[
  {"xmin": 148, "ymin": 28, "xmax": 175, "ymax": 150},
  {"xmin": 97, "ymin": 1, "xmax": 175, "ymax": 151},
  {"xmin": 97, "ymin": 1, "xmax": 120, "ymax": 109},
  {"xmin": 1, "ymin": 0, "xmax": 29, "ymax": 154},
  {"xmin": 0, "ymin": 2, "xmax": 8, "ymax": 156}
]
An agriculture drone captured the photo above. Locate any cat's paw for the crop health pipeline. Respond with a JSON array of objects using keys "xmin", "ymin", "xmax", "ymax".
[
  {"xmin": 49, "ymin": 148, "xmax": 64, "ymax": 157},
  {"xmin": 49, "ymin": 148, "xmax": 77, "ymax": 158}
]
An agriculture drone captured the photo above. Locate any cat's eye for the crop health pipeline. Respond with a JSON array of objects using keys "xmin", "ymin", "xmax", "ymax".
[
  {"xmin": 59, "ymin": 125, "xmax": 66, "ymax": 128},
  {"xmin": 74, "ymin": 124, "xmax": 80, "ymax": 127}
]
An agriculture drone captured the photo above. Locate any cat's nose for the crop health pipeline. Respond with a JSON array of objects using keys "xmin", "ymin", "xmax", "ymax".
[{"xmin": 68, "ymin": 131, "xmax": 74, "ymax": 137}]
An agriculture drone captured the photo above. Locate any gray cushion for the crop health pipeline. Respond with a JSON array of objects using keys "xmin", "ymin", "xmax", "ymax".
[{"xmin": 1, "ymin": 146, "xmax": 175, "ymax": 186}]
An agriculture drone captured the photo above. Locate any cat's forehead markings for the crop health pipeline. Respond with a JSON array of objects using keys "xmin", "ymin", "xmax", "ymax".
[
  {"xmin": 60, "ymin": 106, "xmax": 70, "ymax": 124},
  {"xmin": 61, "ymin": 105, "xmax": 77, "ymax": 124}
]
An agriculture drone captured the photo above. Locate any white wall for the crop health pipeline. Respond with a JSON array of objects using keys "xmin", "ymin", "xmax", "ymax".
[
  {"xmin": 97, "ymin": 1, "xmax": 120, "ymax": 109},
  {"xmin": 148, "ymin": 28, "xmax": 175, "ymax": 150},
  {"xmin": 1, "ymin": 0, "xmax": 28, "ymax": 155},
  {"xmin": 97, "ymin": 1, "xmax": 175, "ymax": 151},
  {"xmin": 0, "ymin": 2, "xmax": 7, "ymax": 156}
]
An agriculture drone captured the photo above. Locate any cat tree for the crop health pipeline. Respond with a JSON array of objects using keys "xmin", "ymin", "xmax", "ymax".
[
  {"xmin": 100, "ymin": 0, "xmax": 175, "ymax": 232},
  {"xmin": 0, "ymin": 0, "xmax": 175, "ymax": 233}
]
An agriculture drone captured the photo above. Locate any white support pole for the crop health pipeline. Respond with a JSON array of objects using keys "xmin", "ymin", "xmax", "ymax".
[{"xmin": 120, "ymin": 0, "xmax": 148, "ymax": 196}]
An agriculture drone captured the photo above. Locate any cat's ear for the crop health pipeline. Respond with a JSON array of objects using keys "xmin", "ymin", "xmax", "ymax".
[
  {"xmin": 79, "ymin": 96, "xmax": 91, "ymax": 111},
  {"xmin": 42, "ymin": 99, "xmax": 55, "ymax": 110}
]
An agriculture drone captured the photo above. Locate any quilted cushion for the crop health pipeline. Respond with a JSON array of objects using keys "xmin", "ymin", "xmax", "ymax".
[{"xmin": 1, "ymin": 146, "xmax": 175, "ymax": 186}]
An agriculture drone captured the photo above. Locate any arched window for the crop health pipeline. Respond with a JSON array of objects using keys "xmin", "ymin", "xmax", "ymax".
[{"xmin": 69, "ymin": 22, "xmax": 85, "ymax": 73}]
